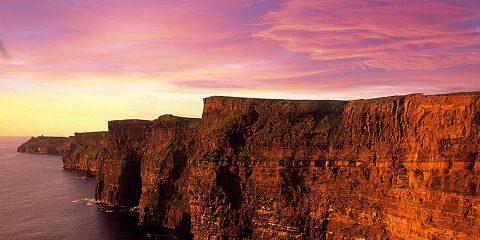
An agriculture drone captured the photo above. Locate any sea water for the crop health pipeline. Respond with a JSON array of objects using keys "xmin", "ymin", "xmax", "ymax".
[{"xmin": 0, "ymin": 137, "xmax": 163, "ymax": 240}]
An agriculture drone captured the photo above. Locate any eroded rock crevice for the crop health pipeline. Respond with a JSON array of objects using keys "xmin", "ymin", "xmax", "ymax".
[{"xmin": 122, "ymin": 160, "xmax": 142, "ymax": 206}]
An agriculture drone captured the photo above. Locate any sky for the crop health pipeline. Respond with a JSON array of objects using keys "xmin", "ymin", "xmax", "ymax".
[{"xmin": 1, "ymin": 0, "xmax": 479, "ymax": 136}]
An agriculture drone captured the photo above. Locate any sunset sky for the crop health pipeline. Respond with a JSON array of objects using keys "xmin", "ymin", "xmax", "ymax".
[{"xmin": 1, "ymin": 0, "xmax": 480, "ymax": 136}]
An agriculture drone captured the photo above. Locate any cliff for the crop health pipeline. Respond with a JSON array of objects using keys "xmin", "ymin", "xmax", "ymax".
[
  {"xmin": 17, "ymin": 92, "xmax": 480, "ymax": 239},
  {"xmin": 138, "ymin": 115, "xmax": 199, "ymax": 229},
  {"xmin": 95, "ymin": 119, "xmax": 152, "ymax": 207},
  {"xmin": 61, "ymin": 131, "xmax": 109, "ymax": 174},
  {"xmin": 188, "ymin": 93, "xmax": 480, "ymax": 239},
  {"xmin": 92, "ymin": 92, "xmax": 480, "ymax": 239},
  {"xmin": 189, "ymin": 96, "xmax": 349, "ymax": 239},
  {"xmin": 92, "ymin": 115, "xmax": 199, "ymax": 237},
  {"xmin": 17, "ymin": 136, "xmax": 68, "ymax": 154}
]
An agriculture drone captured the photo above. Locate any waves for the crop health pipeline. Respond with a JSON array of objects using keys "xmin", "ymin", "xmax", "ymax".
[
  {"xmin": 71, "ymin": 198, "xmax": 140, "ymax": 213},
  {"xmin": 71, "ymin": 197, "xmax": 98, "ymax": 205}
]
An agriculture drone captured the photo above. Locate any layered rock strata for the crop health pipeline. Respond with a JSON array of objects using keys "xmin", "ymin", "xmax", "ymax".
[
  {"xmin": 188, "ymin": 93, "xmax": 480, "ymax": 240},
  {"xmin": 17, "ymin": 136, "xmax": 68, "ymax": 154},
  {"xmin": 189, "ymin": 97, "xmax": 348, "ymax": 239}
]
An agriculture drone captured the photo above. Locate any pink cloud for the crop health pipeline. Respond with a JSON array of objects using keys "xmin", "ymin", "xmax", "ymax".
[
  {"xmin": 1, "ymin": 1, "xmax": 302, "ymax": 79},
  {"xmin": 0, "ymin": 41, "xmax": 9, "ymax": 59},
  {"xmin": 254, "ymin": 0, "xmax": 480, "ymax": 70},
  {"xmin": 0, "ymin": 0, "xmax": 478, "ymax": 98}
]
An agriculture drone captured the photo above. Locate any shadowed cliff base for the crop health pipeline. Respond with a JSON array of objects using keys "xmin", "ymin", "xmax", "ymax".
[{"xmin": 19, "ymin": 92, "xmax": 480, "ymax": 240}]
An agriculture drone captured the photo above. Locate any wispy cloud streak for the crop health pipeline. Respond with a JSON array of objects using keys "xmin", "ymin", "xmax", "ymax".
[
  {"xmin": 254, "ymin": 0, "xmax": 480, "ymax": 71},
  {"xmin": 0, "ymin": 1, "xmax": 479, "ymax": 100}
]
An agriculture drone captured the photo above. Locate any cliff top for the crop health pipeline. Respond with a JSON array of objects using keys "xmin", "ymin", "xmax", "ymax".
[
  {"xmin": 156, "ymin": 114, "xmax": 200, "ymax": 123},
  {"xmin": 74, "ymin": 131, "xmax": 108, "ymax": 136},
  {"xmin": 29, "ymin": 136, "xmax": 68, "ymax": 140},
  {"xmin": 108, "ymin": 119, "xmax": 152, "ymax": 124},
  {"xmin": 205, "ymin": 91, "xmax": 480, "ymax": 104},
  {"xmin": 204, "ymin": 95, "xmax": 347, "ymax": 103}
]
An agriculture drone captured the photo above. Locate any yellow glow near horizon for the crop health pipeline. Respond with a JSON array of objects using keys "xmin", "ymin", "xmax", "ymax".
[{"xmin": 0, "ymin": 89, "xmax": 205, "ymax": 136}]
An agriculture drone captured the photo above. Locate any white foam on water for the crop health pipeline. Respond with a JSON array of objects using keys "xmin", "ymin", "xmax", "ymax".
[
  {"xmin": 86, "ymin": 198, "xmax": 100, "ymax": 206},
  {"xmin": 130, "ymin": 206, "xmax": 139, "ymax": 212},
  {"xmin": 71, "ymin": 198, "xmax": 99, "ymax": 206}
]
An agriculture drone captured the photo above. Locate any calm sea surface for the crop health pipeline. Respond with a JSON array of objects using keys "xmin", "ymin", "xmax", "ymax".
[{"xmin": 0, "ymin": 137, "xmax": 164, "ymax": 240}]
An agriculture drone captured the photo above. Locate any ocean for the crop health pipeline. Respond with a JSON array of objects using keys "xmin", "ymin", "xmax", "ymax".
[{"xmin": 0, "ymin": 137, "xmax": 167, "ymax": 240}]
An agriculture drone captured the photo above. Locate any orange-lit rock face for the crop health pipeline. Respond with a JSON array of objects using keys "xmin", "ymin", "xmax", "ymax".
[
  {"xmin": 94, "ymin": 119, "xmax": 152, "ymax": 207},
  {"xmin": 22, "ymin": 92, "xmax": 479, "ymax": 239},
  {"xmin": 138, "ymin": 115, "xmax": 199, "ymax": 231},
  {"xmin": 189, "ymin": 93, "xmax": 480, "ymax": 240},
  {"xmin": 190, "ymin": 97, "xmax": 349, "ymax": 239},
  {"xmin": 339, "ymin": 94, "xmax": 480, "ymax": 240},
  {"xmin": 17, "ymin": 136, "xmax": 68, "ymax": 155},
  {"xmin": 61, "ymin": 132, "xmax": 108, "ymax": 173}
]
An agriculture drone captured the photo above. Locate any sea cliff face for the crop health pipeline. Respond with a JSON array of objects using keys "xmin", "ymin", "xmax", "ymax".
[
  {"xmin": 18, "ymin": 92, "xmax": 480, "ymax": 239},
  {"xmin": 189, "ymin": 93, "xmax": 480, "ymax": 239},
  {"xmin": 338, "ymin": 93, "xmax": 480, "ymax": 239},
  {"xmin": 138, "ymin": 115, "xmax": 198, "ymax": 233},
  {"xmin": 94, "ymin": 115, "xmax": 199, "ymax": 228},
  {"xmin": 95, "ymin": 119, "xmax": 152, "ymax": 207},
  {"xmin": 189, "ymin": 97, "xmax": 348, "ymax": 239},
  {"xmin": 92, "ymin": 115, "xmax": 199, "ymax": 237},
  {"xmin": 17, "ymin": 136, "xmax": 68, "ymax": 154},
  {"xmin": 61, "ymin": 132, "xmax": 108, "ymax": 174}
]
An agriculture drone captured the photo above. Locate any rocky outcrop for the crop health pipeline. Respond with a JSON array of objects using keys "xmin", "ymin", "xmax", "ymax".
[
  {"xmin": 17, "ymin": 136, "xmax": 68, "ymax": 154},
  {"xmin": 188, "ymin": 93, "xmax": 480, "ymax": 240},
  {"xmin": 61, "ymin": 132, "xmax": 109, "ymax": 174}
]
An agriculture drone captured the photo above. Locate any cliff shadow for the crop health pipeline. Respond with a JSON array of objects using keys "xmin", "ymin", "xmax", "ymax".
[{"xmin": 121, "ymin": 150, "xmax": 143, "ymax": 207}]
